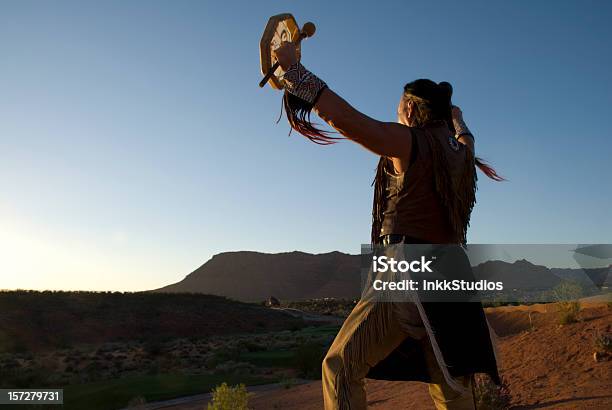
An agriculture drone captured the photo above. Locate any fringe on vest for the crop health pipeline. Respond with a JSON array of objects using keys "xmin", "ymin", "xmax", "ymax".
[
  {"xmin": 371, "ymin": 130, "xmax": 477, "ymax": 245},
  {"xmin": 371, "ymin": 157, "xmax": 389, "ymax": 245},
  {"xmin": 425, "ymin": 130, "xmax": 477, "ymax": 245}
]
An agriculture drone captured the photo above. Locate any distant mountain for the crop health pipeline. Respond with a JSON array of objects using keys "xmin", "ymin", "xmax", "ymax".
[
  {"xmin": 155, "ymin": 252, "xmax": 607, "ymax": 302},
  {"xmin": 154, "ymin": 251, "xmax": 362, "ymax": 302},
  {"xmin": 472, "ymin": 259, "xmax": 562, "ymax": 290},
  {"xmin": 550, "ymin": 266, "xmax": 611, "ymax": 288}
]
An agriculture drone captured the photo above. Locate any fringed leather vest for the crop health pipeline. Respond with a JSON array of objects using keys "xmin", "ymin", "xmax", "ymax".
[{"xmin": 379, "ymin": 122, "xmax": 476, "ymax": 244}]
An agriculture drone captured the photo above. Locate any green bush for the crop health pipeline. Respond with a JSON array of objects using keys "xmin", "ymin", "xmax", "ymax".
[
  {"xmin": 552, "ymin": 281, "xmax": 583, "ymax": 325},
  {"xmin": 207, "ymin": 383, "xmax": 250, "ymax": 410},
  {"xmin": 558, "ymin": 301, "xmax": 581, "ymax": 325},
  {"xmin": 552, "ymin": 281, "xmax": 584, "ymax": 301}
]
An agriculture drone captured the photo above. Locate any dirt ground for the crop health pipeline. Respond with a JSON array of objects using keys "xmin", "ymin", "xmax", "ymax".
[
  {"xmin": 147, "ymin": 303, "xmax": 612, "ymax": 409},
  {"xmin": 254, "ymin": 303, "xmax": 612, "ymax": 409}
]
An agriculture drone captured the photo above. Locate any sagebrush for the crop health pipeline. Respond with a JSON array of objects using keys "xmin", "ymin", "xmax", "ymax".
[{"xmin": 207, "ymin": 383, "xmax": 250, "ymax": 410}]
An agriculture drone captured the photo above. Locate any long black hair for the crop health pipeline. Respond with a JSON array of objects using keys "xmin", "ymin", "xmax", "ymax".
[
  {"xmin": 403, "ymin": 79, "xmax": 503, "ymax": 180},
  {"xmin": 371, "ymin": 80, "xmax": 503, "ymax": 244}
]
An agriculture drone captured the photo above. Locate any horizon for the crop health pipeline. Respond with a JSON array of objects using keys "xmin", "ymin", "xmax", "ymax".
[
  {"xmin": 2, "ymin": 246, "xmax": 610, "ymax": 293},
  {"xmin": 2, "ymin": 0, "xmax": 611, "ymax": 291}
]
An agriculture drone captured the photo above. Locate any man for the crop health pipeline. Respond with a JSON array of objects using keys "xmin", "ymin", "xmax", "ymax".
[{"xmin": 273, "ymin": 42, "xmax": 502, "ymax": 410}]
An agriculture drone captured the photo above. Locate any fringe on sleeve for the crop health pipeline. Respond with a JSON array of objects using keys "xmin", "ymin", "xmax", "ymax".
[{"xmin": 282, "ymin": 87, "xmax": 341, "ymax": 145}]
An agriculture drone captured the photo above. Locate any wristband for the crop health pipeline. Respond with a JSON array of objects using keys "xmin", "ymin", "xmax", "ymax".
[
  {"xmin": 282, "ymin": 62, "xmax": 327, "ymax": 104},
  {"xmin": 453, "ymin": 116, "xmax": 474, "ymax": 140}
]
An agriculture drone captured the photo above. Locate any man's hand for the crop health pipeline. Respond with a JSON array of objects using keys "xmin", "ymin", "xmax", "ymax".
[
  {"xmin": 273, "ymin": 42, "xmax": 299, "ymax": 70},
  {"xmin": 452, "ymin": 105, "xmax": 463, "ymax": 122},
  {"xmin": 451, "ymin": 105, "xmax": 474, "ymax": 151}
]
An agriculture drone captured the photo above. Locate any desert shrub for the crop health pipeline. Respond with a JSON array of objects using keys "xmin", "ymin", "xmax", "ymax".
[
  {"xmin": 593, "ymin": 333, "xmax": 611, "ymax": 354},
  {"xmin": 207, "ymin": 383, "xmax": 250, "ymax": 410},
  {"xmin": 552, "ymin": 281, "xmax": 584, "ymax": 301},
  {"xmin": 552, "ymin": 281, "xmax": 583, "ymax": 325},
  {"xmin": 558, "ymin": 301, "xmax": 581, "ymax": 325},
  {"xmin": 293, "ymin": 342, "xmax": 325, "ymax": 379},
  {"xmin": 474, "ymin": 375, "xmax": 511, "ymax": 410}
]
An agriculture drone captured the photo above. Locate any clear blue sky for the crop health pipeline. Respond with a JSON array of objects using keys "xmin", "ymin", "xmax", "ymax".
[{"xmin": 1, "ymin": 1, "xmax": 611, "ymax": 291}]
